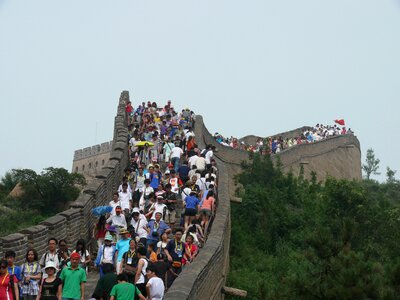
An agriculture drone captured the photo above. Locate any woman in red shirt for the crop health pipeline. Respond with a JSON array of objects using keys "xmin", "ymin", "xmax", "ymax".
[{"xmin": 0, "ymin": 259, "xmax": 19, "ymax": 300}]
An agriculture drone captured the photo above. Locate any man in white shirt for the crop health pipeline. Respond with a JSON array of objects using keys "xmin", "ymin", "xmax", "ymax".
[
  {"xmin": 149, "ymin": 194, "xmax": 167, "ymax": 220},
  {"xmin": 107, "ymin": 206, "xmax": 127, "ymax": 230},
  {"xmin": 109, "ymin": 192, "xmax": 120, "ymax": 216},
  {"xmin": 119, "ymin": 183, "xmax": 132, "ymax": 216},
  {"xmin": 169, "ymin": 145, "xmax": 183, "ymax": 173},
  {"xmin": 205, "ymin": 146, "xmax": 215, "ymax": 170},
  {"xmin": 146, "ymin": 265, "xmax": 165, "ymax": 300},
  {"xmin": 195, "ymin": 156, "xmax": 206, "ymax": 172},
  {"xmin": 118, "ymin": 178, "xmax": 132, "ymax": 194},
  {"xmin": 188, "ymin": 154, "xmax": 199, "ymax": 169}
]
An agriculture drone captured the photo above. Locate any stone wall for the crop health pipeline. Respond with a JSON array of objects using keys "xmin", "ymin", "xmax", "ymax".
[
  {"xmin": 0, "ymin": 91, "xmax": 130, "ymax": 264},
  {"xmin": 165, "ymin": 114, "xmax": 361, "ymax": 300},
  {"xmin": 165, "ymin": 154, "xmax": 231, "ymax": 300},
  {"xmin": 198, "ymin": 115, "xmax": 361, "ymax": 181}
]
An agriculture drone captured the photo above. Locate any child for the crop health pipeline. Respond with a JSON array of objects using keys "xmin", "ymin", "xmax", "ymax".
[{"xmin": 147, "ymin": 244, "xmax": 157, "ymax": 263}]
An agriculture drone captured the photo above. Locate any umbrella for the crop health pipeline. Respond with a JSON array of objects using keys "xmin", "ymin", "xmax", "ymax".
[
  {"xmin": 136, "ymin": 141, "xmax": 154, "ymax": 147},
  {"xmin": 92, "ymin": 205, "xmax": 113, "ymax": 216}
]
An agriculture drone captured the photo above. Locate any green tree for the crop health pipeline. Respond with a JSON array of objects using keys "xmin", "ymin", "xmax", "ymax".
[
  {"xmin": 386, "ymin": 167, "xmax": 397, "ymax": 183},
  {"xmin": 6, "ymin": 167, "xmax": 86, "ymax": 213},
  {"xmin": 362, "ymin": 148, "xmax": 380, "ymax": 180},
  {"xmin": 228, "ymin": 153, "xmax": 400, "ymax": 299}
]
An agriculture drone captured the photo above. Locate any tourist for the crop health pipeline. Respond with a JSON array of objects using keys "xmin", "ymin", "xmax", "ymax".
[
  {"xmin": 130, "ymin": 208, "xmax": 148, "ymax": 247},
  {"xmin": 39, "ymin": 238, "xmax": 61, "ymax": 277},
  {"xmin": 134, "ymin": 247, "xmax": 149, "ymax": 297},
  {"xmin": 139, "ymin": 179, "xmax": 154, "ymax": 212},
  {"xmin": 183, "ymin": 190, "xmax": 200, "ymax": 230},
  {"xmin": 93, "ymin": 215, "xmax": 107, "ymax": 249},
  {"xmin": 163, "ymin": 184, "xmax": 177, "ymax": 230},
  {"xmin": 107, "ymin": 206, "xmax": 127, "ymax": 230},
  {"xmin": 5, "ymin": 250, "xmax": 22, "ymax": 282},
  {"xmin": 182, "ymin": 234, "xmax": 198, "ymax": 266},
  {"xmin": 108, "ymin": 192, "xmax": 120, "ymax": 216},
  {"xmin": 156, "ymin": 232, "xmax": 170, "ymax": 256},
  {"xmin": 146, "ymin": 264, "xmax": 165, "ymax": 300},
  {"xmin": 110, "ymin": 273, "xmax": 145, "ymax": 300},
  {"xmin": 36, "ymin": 261, "xmax": 62, "ymax": 300},
  {"xmin": 95, "ymin": 233, "xmax": 116, "ymax": 277},
  {"xmin": 200, "ymin": 190, "xmax": 215, "ymax": 233},
  {"xmin": 72, "ymin": 239, "xmax": 91, "ymax": 273},
  {"xmin": 120, "ymin": 239, "xmax": 138, "ymax": 283},
  {"xmin": 21, "ymin": 249, "xmax": 41, "ymax": 300},
  {"xmin": 58, "ymin": 239, "xmax": 71, "ymax": 270},
  {"xmin": 169, "ymin": 144, "xmax": 183, "ymax": 173},
  {"xmin": 114, "ymin": 228, "xmax": 131, "ymax": 275},
  {"xmin": 59, "ymin": 252, "xmax": 86, "ymax": 300},
  {"xmin": 91, "ymin": 263, "xmax": 117, "ymax": 300},
  {"xmin": 0, "ymin": 259, "xmax": 19, "ymax": 300},
  {"xmin": 118, "ymin": 183, "xmax": 132, "ymax": 217},
  {"xmin": 164, "ymin": 229, "xmax": 189, "ymax": 277},
  {"xmin": 146, "ymin": 212, "xmax": 171, "ymax": 252}
]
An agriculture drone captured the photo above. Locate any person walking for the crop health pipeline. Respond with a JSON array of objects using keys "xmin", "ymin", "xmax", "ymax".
[{"xmin": 59, "ymin": 252, "xmax": 86, "ymax": 300}]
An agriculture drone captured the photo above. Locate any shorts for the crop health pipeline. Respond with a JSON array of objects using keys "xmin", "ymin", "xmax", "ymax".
[
  {"xmin": 200, "ymin": 209, "xmax": 212, "ymax": 217},
  {"xmin": 166, "ymin": 210, "xmax": 176, "ymax": 223},
  {"xmin": 184, "ymin": 208, "xmax": 197, "ymax": 216}
]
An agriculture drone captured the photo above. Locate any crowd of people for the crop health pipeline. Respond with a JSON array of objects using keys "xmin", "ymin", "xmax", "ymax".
[
  {"xmin": 0, "ymin": 100, "xmax": 219, "ymax": 300},
  {"xmin": 214, "ymin": 123, "xmax": 355, "ymax": 154},
  {"xmin": 90, "ymin": 100, "xmax": 219, "ymax": 299}
]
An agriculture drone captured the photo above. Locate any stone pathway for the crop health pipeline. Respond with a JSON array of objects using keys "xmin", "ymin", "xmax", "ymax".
[{"xmin": 85, "ymin": 269, "xmax": 100, "ymax": 299}]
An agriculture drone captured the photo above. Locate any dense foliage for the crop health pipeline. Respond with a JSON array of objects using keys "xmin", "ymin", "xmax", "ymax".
[
  {"xmin": 227, "ymin": 154, "xmax": 400, "ymax": 299},
  {"xmin": 0, "ymin": 167, "xmax": 86, "ymax": 236}
]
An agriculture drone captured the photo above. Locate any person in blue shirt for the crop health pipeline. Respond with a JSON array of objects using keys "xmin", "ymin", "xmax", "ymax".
[
  {"xmin": 146, "ymin": 212, "xmax": 171, "ymax": 252},
  {"xmin": 5, "ymin": 250, "xmax": 22, "ymax": 282},
  {"xmin": 183, "ymin": 190, "xmax": 200, "ymax": 230},
  {"xmin": 114, "ymin": 229, "xmax": 131, "ymax": 275}
]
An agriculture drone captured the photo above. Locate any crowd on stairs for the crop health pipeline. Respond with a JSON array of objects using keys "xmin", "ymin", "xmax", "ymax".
[{"xmin": 0, "ymin": 100, "xmax": 220, "ymax": 300}]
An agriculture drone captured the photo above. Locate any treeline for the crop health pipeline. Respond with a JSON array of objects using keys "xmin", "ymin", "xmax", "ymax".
[
  {"xmin": 0, "ymin": 167, "xmax": 85, "ymax": 237},
  {"xmin": 227, "ymin": 153, "xmax": 400, "ymax": 299}
]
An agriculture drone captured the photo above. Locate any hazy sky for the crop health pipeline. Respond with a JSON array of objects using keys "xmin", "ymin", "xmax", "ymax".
[{"xmin": 1, "ymin": 0, "xmax": 399, "ymax": 181}]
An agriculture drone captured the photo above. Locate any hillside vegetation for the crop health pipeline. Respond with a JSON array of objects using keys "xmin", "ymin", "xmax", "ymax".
[
  {"xmin": 227, "ymin": 154, "xmax": 400, "ymax": 299},
  {"xmin": 0, "ymin": 167, "xmax": 86, "ymax": 237}
]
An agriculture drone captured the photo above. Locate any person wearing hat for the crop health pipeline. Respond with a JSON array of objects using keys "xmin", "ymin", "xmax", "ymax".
[
  {"xmin": 36, "ymin": 261, "xmax": 62, "ymax": 300},
  {"xmin": 147, "ymin": 192, "xmax": 167, "ymax": 221},
  {"xmin": 114, "ymin": 228, "xmax": 131, "ymax": 275},
  {"xmin": 106, "ymin": 205, "xmax": 127, "ymax": 231},
  {"xmin": 59, "ymin": 252, "xmax": 86, "ymax": 300},
  {"xmin": 130, "ymin": 208, "xmax": 148, "ymax": 247},
  {"xmin": 146, "ymin": 212, "xmax": 171, "ymax": 252},
  {"xmin": 95, "ymin": 233, "xmax": 116, "ymax": 278}
]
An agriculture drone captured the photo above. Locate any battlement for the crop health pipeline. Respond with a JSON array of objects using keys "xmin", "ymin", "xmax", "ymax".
[{"xmin": 73, "ymin": 141, "xmax": 113, "ymax": 161}]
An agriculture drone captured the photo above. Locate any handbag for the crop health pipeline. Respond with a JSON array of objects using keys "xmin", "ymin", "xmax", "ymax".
[{"xmin": 124, "ymin": 264, "xmax": 136, "ymax": 274}]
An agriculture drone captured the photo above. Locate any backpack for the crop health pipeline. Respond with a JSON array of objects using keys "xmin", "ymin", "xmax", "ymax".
[{"xmin": 200, "ymin": 149, "xmax": 209, "ymax": 158}]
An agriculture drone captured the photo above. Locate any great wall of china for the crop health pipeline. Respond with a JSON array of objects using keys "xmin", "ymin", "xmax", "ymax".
[{"xmin": 0, "ymin": 91, "xmax": 362, "ymax": 299}]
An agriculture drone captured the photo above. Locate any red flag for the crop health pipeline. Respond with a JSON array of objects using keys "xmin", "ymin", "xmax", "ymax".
[{"xmin": 334, "ymin": 119, "xmax": 345, "ymax": 126}]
